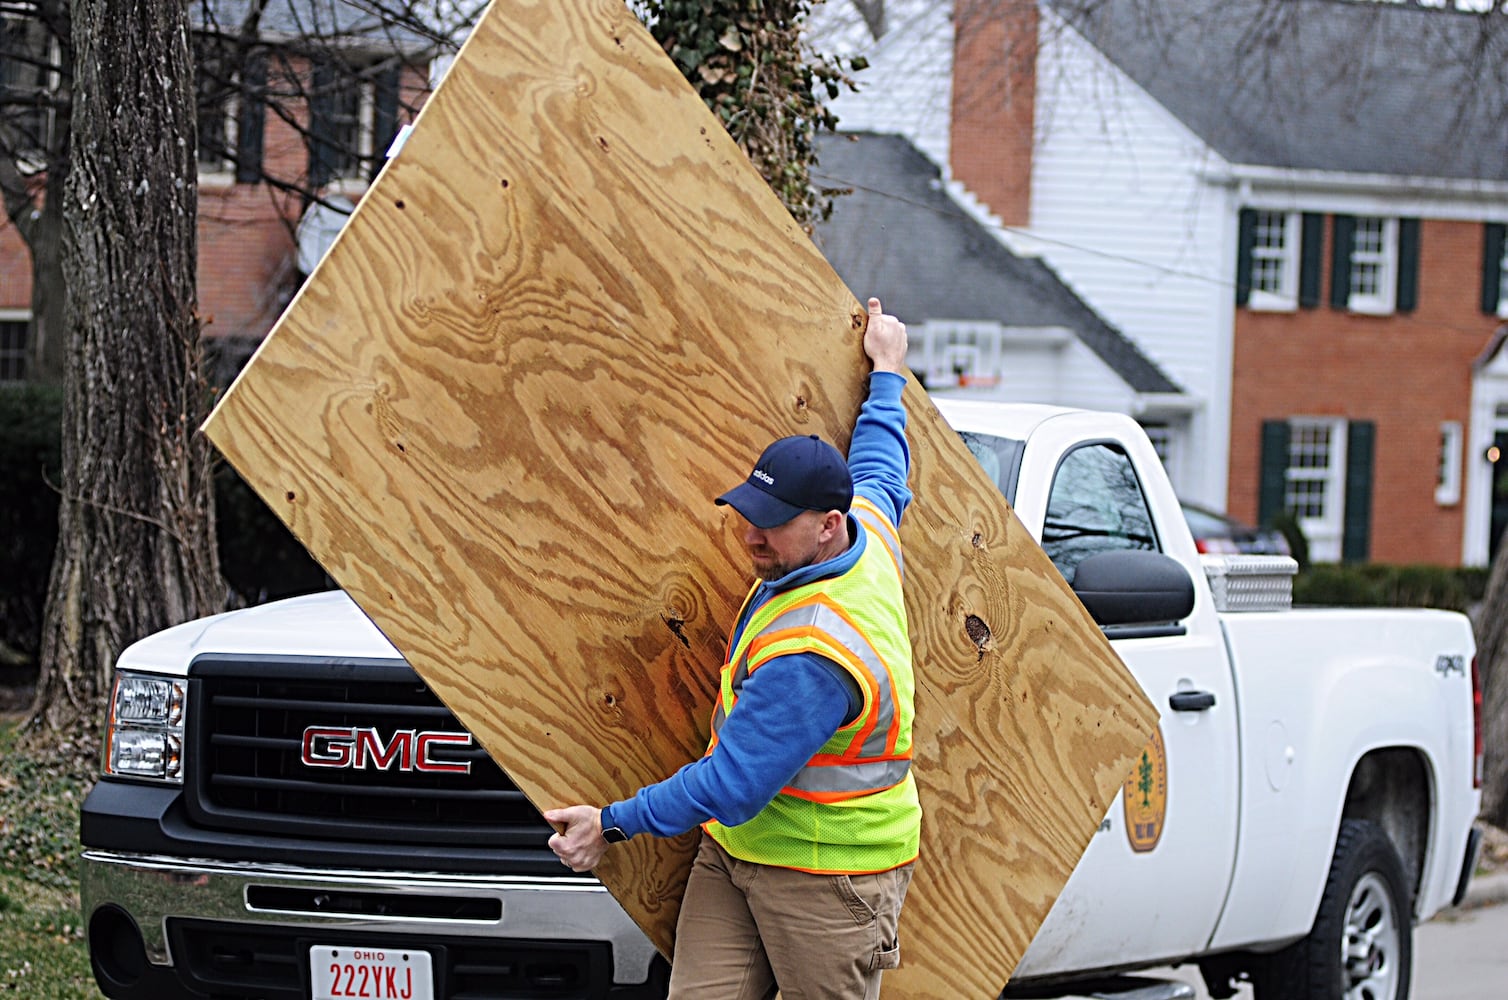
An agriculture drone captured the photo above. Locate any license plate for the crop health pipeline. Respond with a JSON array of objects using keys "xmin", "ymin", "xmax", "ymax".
[{"xmin": 309, "ymin": 946, "xmax": 434, "ymax": 1000}]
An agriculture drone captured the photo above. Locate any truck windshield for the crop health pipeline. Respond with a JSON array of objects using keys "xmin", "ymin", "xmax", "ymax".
[{"xmin": 957, "ymin": 431, "xmax": 1025, "ymax": 505}]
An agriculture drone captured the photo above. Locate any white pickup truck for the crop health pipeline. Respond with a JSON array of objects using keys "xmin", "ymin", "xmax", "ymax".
[{"xmin": 79, "ymin": 400, "xmax": 1483, "ymax": 1000}]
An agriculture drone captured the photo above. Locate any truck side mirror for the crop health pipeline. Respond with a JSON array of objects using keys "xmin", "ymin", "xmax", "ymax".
[{"xmin": 1071, "ymin": 550, "xmax": 1195, "ymax": 630}]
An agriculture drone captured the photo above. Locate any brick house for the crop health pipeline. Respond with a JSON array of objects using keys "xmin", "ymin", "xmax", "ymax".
[
  {"xmin": 0, "ymin": 0, "xmax": 432, "ymax": 383},
  {"xmin": 816, "ymin": 0, "xmax": 1508, "ymax": 565}
]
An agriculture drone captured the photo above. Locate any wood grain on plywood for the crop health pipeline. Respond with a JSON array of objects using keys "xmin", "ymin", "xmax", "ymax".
[{"xmin": 202, "ymin": 1, "xmax": 1158, "ymax": 994}]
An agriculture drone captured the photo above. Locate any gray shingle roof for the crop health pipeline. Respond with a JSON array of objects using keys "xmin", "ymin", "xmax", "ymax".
[
  {"xmin": 812, "ymin": 131, "xmax": 1182, "ymax": 395},
  {"xmin": 1048, "ymin": 0, "xmax": 1508, "ymax": 181}
]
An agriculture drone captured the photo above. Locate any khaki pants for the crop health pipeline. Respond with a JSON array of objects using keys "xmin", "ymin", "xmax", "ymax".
[{"xmin": 667, "ymin": 833, "xmax": 914, "ymax": 1000}]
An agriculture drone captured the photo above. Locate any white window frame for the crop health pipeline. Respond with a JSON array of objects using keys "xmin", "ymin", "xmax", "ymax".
[
  {"xmin": 1437, "ymin": 420, "xmax": 1463, "ymax": 506},
  {"xmin": 1347, "ymin": 216, "xmax": 1397, "ymax": 315},
  {"xmin": 1286, "ymin": 417, "xmax": 1348, "ymax": 563},
  {"xmin": 1247, "ymin": 210, "xmax": 1299, "ymax": 312}
]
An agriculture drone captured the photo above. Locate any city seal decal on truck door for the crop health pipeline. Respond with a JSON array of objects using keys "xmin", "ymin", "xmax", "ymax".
[{"xmin": 1123, "ymin": 725, "xmax": 1167, "ymax": 853}]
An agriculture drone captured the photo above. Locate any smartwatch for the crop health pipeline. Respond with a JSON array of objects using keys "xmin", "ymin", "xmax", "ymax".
[{"xmin": 600, "ymin": 806, "xmax": 629, "ymax": 844}]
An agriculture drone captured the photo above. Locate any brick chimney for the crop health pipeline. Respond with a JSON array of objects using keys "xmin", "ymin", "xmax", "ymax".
[{"xmin": 951, "ymin": 0, "xmax": 1038, "ymax": 228}]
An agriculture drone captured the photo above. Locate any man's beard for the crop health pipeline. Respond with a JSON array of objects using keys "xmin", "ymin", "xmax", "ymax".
[{"xmin": 749, "ymin": 543, "xmax": 819, "ymax": 582}]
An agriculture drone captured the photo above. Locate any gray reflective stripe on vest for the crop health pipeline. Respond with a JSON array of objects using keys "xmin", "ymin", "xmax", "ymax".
[
  {"xmin": 712, "ymin": 601, "xmax": 903, "ymax": 794},
  {"xmin": 786, "ymin": 753, "xmax": 911, "ymax": 796},
  {"xmin": 852, "ymin": 503, "xmax": 903, "ymax": 581}
]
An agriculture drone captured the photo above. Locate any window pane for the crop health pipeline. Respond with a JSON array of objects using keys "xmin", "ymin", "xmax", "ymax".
[
  {"xmin": 1290, "ymin": 425, "xmax": 1331, "ymax": 469},
  {"xmin": 1250, "ymin": 210, "xmax": 1289, "ymax": 295},
  {"xmin": 1349, "ymin": 217, "xmax": 1388, "ymax": 300},
  {"xmin": 1253, "ymin": 212, "xmax": 1286, "ymax": 250},
  {"xmin": 1351, "ymin": 261, "xmax": 1380, "ymax": 297},
  {"xmin": 0, "ymin": 320, "xmax": 28, "ymax": 382},
  {"xmin": 1354, "ymin": 218, "xmax": 1384, "ymax": 254},
  {"xmin": 1041, "ymin": 444, "xmax": 1158, "ymax": 584},
  {"xmin": 956, "ymin": 431, "xmax": 1025, "ymax": 505},
  {"xmin": 1285, "ymin": 478, "xmax": 1327, "ymax": 519},
  {"xmin": 1286, "ymin": 423, "xmax": 1334, "ymax": 519},
  {"xmin": 1252, "ymin": 256, "xmax": 1282, "ymax": 293}
]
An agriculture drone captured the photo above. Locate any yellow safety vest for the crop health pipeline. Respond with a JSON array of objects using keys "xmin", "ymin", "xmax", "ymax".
[{"xmin": 703, "ymin": 497, "xmax": 921, "ymax": 874}]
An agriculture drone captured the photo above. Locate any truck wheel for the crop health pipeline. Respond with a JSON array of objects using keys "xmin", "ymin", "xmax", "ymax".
[{"xmin": 1252, "ymin": 818, "xmax": 1412, "ymax": 1000}]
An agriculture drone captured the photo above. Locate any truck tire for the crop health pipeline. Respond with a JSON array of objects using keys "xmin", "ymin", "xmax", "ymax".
[{"xmin": 1252, "ymin": 818, "xmax": 1412, "ymax": 1000}]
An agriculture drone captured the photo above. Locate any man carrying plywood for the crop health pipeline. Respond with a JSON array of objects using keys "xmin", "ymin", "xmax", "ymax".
[{"xmin": 547, "ymin": 298, "xmax": 918, "ymax": 1000}]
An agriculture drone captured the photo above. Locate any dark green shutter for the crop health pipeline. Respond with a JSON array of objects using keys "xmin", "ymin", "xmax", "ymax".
[
  {"xmin": 1331, "ymin": 215, "xmax": 1355, "ymax": 310},
  {"xmin": 1396, "ymin": 218, "xmax": 1420, "ymax": 313},
  {"xmin": 1299, "ymin": 213, "xmax": 1324, "ymax": 309},
  {"xmin": 1258, "ymin": 420, "xmax": 1291, "ymax": 529},
  {"xmin": 1483, "ymin": 223, "xmax": 1505, "ymax": 315},
  {"xmin": 235, "ymin": 52, "xmax": 267, "ymax": 184},
  {"xmin": 371, "ymin": 65, "xmax": 401, "ymax": 181},
  {"xmin": 1342, "ymin": 421, "xmax": 1375, "ymax": 564},
  {"xmin": 308, "ymin": 57, "xmax": 336, "ymax": 187},
  {"xmin": 1235, "ymin": 208, "xmax": 1256, "ymax": 306}
]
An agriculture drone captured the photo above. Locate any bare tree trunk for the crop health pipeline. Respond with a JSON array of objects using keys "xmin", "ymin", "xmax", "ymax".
[
  {"xmin": 1477, "ymin": 526, "xmax": 1508, "ymax": 827},
  {"xmin": 28, "ymin": 0, "xmax": 224, "ymax": 735}
]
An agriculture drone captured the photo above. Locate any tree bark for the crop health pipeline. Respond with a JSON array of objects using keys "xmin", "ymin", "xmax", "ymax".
[
  {"xmin": 1479, "ymin": 527, "xmax": 1508, "ymax": 827},
  {"xmin": 28, "ymin": 0, "xmax": 224, "ymax": 735}
]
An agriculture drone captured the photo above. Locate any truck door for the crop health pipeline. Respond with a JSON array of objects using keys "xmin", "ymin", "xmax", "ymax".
[{"xmin": 1010, "ymin": 434, "xmax": 1241, "ymax": 978}]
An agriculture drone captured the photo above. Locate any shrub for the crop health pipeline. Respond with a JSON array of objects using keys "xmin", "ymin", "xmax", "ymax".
[
  {"xmin": 0, "ymin": 385, "xmax": 63, "ymax": 667},
  {"xmin": 1293, "ymin": 562, "xmax": 1488, "ymax": 613}
]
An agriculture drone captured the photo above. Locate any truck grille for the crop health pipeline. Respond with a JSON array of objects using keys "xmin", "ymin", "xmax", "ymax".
[{"xmin": 187, "ymin": 658, "xmax": 547, "ymax": 847}]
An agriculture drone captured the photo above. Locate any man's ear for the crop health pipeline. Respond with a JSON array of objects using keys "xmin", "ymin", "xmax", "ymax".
[{"xmin": 819, "ymin": 509, "xmax": 846, "ymax": 542}]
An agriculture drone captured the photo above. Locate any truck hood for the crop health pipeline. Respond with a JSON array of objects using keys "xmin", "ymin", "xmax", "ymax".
[{"xmin": 116, "ymin": 590, "xmax": 403, "ymax": 676}]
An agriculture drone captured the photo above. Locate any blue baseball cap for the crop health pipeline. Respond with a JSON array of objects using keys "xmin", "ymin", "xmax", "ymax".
[{"xmin": 716, "ymin": 434, "xmax": 853, "ymax": 529}]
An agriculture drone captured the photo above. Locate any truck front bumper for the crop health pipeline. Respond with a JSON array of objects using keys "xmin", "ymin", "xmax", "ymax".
[{"xmin": 81, "ymin": 849, "xmax": 664, "ymax": 1000}]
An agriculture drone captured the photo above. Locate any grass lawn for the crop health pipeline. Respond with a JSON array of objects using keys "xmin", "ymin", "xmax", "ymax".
[{"xmin": 0, "ymin": 716, "xmax": 99, "ymax": 998}]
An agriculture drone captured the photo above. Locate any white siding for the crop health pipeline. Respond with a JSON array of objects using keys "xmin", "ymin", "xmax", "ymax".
[
  {"xmin": 816, "ymin": 2, "xmax": 953, "ymax": 169},
  {"xmin": 1023, "ymin": 10, "xmax": 1235, "ymax": 507},
  {"xmin": 814, "ymin": 2, "xmax": 1221, "ymax": 502}
]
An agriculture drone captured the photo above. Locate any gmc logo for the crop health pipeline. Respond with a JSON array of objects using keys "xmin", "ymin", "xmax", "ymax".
[{"xmin": 300, "ymin": 726, "xmax": 474, "ymax": 774}]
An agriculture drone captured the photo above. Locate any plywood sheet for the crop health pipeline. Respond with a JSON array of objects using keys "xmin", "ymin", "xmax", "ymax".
[{"xmin": 201, "ymin": 1, "xmax": 1159, "ymax": 994}]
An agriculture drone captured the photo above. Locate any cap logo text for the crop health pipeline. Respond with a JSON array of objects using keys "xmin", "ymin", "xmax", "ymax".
[{"xmin": 752, "ymin": 470, "xmax": 775, "ymax": 485}]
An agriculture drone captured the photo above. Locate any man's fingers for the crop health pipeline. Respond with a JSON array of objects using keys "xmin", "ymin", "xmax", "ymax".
[{"xmin": 868, "ymin": 296, "xmax": 883, "ymax": 316}]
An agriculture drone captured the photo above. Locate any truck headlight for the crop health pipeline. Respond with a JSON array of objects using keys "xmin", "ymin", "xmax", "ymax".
[{"xmin": 105, "ymin": 671, "xmax": 186, "ymax": 783}]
